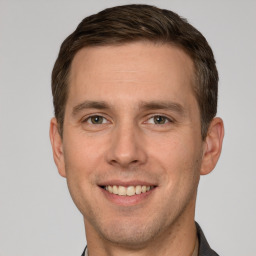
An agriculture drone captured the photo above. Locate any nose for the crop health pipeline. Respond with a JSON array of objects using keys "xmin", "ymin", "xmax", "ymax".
[{"xmin": 106, "ymin": 123, "xmax": 147, "ymax": 168}]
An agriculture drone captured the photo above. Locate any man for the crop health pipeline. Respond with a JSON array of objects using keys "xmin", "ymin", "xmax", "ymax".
[{"xmin": 50, "ymin": 4, "xmax": 224, "ymax": 256}]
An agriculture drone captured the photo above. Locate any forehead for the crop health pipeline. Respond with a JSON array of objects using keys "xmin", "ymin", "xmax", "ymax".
[{"xmin": 69, "ymin": 42, "xmax": 196, "ymax": 106}]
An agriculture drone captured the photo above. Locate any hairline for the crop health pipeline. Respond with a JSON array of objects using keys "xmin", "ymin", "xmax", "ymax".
[{"xmin": 59, "ymin": 39, "xmax": 201, "ymax": 136}]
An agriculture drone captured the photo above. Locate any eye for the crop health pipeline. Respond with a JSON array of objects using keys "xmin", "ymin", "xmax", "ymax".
[
  {"xmin": 85, "ymin": 115, "xmax": 108, "ymax": 124},
  {"xmin": 147, "ymin": 115, "xmax": 172, "ymax": 125}
]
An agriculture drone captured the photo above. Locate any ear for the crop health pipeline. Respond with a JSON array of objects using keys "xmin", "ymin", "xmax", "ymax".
[
  {"xmin": 200, "ymin": 117, "xmax": 224, "ymax": 175},
  {"xmin": 49, "ymin": 118, "xmax": 66, "ymax": 177}
]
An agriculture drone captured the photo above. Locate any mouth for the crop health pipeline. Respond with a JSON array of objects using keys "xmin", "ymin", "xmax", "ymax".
[
  {"xmin": 101, "ymin": 185, "xmax": 155, "ymax": 196},
  {"xmin": 99, "ymin": 182, "xmax": 157, "ymax": 206}
]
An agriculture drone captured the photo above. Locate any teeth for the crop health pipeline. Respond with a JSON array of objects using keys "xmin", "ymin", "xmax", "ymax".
[
  {"xmin": 107, "ymin": 185, "xmax": 113, "ymax": 193},
  {"xmin": 141, "ymin": 185, "xmax": 147, "ymax": 193},
  {"xmin": 126, "ymin": 186, "xmax": 135, "ymax": 196},
  {"xmin": 113, "ymin": 185, "xmax": 118, "ymax": 195},
  {"xmin": 118, "ymin": 186, "xmax": 126, "ymax": 196},
  {"xmin": 135, "ymin": 185, "xmax": 142, "ymax": 195},
  {"xmin": 104, "ymin": 185, "xmax": 153, "ymax": 196}
]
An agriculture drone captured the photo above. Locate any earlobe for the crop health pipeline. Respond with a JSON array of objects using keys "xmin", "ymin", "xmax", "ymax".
[
  {"xmin": 49, "ymin": 118, "xmax": 66, "ymax": 177},
  {"xmin": 200, "ymin": 117, "xmax": 224, "ymax": 175}
]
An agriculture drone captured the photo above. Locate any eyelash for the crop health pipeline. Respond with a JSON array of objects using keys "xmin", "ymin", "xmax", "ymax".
[
  {"xmin": 145, "ymin": 115, "xmax": 173, "ymax": 125},
  {"xmin": 82, "ymin": 114, "xmax": 173, "ymax": 125},
  {"xmin": 82, "ymin": 115, "xmax": 109, "ymax": 124}
]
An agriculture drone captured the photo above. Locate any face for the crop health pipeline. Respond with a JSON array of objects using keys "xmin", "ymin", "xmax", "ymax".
[{"xmin": 51, "ymin": 42, "xmax": 215, "ymax": 248}]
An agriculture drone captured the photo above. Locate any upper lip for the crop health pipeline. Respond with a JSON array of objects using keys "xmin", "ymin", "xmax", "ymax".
[{"xmin": 98, "ymin": 180, "xmax": 156, "ymax": 187}]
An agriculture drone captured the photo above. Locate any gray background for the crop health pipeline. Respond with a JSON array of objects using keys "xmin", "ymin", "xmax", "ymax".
[{"xmin": 0, "ymin": 0, "xmax": 255, "ymax": 255}]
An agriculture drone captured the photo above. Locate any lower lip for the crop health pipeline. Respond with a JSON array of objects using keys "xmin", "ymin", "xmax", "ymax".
[{"xmin": 100, "ymin": 187, "xmax": 156, "ymax": 206}]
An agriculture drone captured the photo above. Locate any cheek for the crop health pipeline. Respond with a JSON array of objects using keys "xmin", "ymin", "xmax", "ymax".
[
  {"xmin": 62, "ymin": 132, "xmax": 107, "ymax": 190},
  {"xmin": 148, "ymin": 133, "xmax": 202, "ymax": 185},
  {"xmin": 62, "ymin": 133, "xmax": 106, "ymax": 213}
]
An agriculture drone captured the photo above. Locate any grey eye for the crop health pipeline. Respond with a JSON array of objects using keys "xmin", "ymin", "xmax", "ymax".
[
  {"xmin": 89, "ymin": 116, "xmax": 104, "ymax": 124},
  {"xmin": 153, "ymin": 116, "xmax": 168, "ymax": 124}
]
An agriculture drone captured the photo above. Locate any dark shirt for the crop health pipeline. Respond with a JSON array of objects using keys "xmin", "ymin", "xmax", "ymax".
[
  {"xmin": 81, "ymin": 222, "xmax": 219, "ymax": 256},
  {"xmin": 196, "ymin": 222, "xmax": 219, "ymax": 256}
]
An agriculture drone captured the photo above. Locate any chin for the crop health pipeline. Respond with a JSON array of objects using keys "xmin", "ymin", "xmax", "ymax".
[
  {"xmin": 90, "ymin": 216, "xmax": 167, "ymax": 249},
  {"xmin": 101, "ymin": 226, "xmax": 155, "ymax": 248}
]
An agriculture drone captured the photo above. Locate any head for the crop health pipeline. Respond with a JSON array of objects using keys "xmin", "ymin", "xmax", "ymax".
[
  {"xmin": 50, "ymin": 4, "xmax": 224, "ymax": 251},
  {"xmin": 52, "ymin": 4, "xmax": 218, "ymax": 140}
]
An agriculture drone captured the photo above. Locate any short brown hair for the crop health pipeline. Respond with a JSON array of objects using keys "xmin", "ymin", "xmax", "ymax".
[{"xmin": 52, "ymin": 4, "xmax": 218, "ymax": 139}]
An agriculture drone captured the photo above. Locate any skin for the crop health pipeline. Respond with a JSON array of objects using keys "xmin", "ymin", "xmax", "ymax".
[{"xmin": 50, "ymin": 42, "xmax": 224, "ymax": 256}]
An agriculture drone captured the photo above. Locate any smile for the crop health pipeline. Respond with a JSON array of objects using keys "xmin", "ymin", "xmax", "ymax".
[{"xmin": 104, "ymin": 185, "xmax": 155, "ymax": 196}]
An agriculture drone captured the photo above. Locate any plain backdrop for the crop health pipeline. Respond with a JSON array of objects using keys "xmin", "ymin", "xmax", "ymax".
[{"xmin": 0, "ymin": 0, "xmax": 255, "ymax": 255}]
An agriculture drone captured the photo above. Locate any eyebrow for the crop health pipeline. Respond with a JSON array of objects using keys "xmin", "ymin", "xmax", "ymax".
[
  {"xmin": 138, "ymin": 101, "xmax": 186, "ymax": 115},
  {"xmin": 72, "ymin": 100, "xmax": 186, "ymax": 117},
  {"xmin": 72, "ymin": 101, "xmax": 110, "ymax": 116}
]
